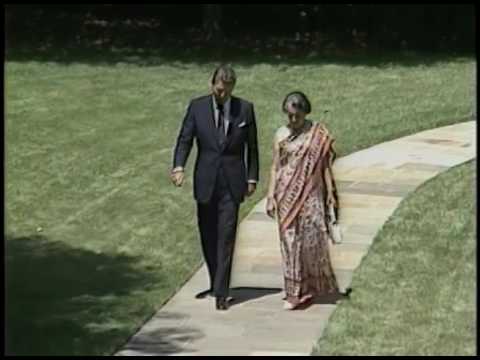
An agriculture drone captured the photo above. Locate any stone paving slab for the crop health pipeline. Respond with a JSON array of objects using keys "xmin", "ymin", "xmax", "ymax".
[{"xmin": 116, "ymin": 121, "xmax": 475, "ymax": 356}]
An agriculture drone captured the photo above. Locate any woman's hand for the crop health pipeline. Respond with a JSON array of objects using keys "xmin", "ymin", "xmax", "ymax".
[
  {"xmin": 266, "ymin": 197, "xmax": 276, "ymax": 218},
  {"xmin": 326, "ymin": 194, "xmax": 337, "ymax": 207}
]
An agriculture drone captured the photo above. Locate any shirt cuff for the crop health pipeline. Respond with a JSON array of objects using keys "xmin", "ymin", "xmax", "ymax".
[
  {"xmin": 247, "ymin": 180, "xmax": 257, "ymax": 184},
  {"xmin": 172, "ymin": 166, "xmax": 184, "ymax": 173}
]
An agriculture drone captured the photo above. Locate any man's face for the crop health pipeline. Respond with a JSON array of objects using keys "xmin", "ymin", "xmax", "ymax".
[{"xmin": 212, "ymin": 80, "xmax": 234, "ymax": 104}]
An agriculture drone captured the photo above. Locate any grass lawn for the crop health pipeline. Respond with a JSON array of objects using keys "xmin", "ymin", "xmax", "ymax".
[
  {"xmin": 5, "ymin": 49, "xmax": 475, "ymax": 355},
  {"xmin": 313, "ymin": 160, "xmax": 476, "ymax": 356}
]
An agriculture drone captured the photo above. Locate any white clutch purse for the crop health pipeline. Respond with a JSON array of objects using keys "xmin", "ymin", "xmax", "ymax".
[{"xmin": 327, "ymin": 203, "xmax": 343, "ymax": 244}]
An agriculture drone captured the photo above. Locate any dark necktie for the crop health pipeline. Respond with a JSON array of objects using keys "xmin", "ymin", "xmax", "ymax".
[{"xmin": 217, "ymin": 103, "xmax": 226, "ymax": 145}]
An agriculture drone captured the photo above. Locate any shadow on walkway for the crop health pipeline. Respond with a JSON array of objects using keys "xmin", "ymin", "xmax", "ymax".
[
  {"xmin": 229, "ymin": 287, "xmax": 282, "ymax": 307},
  {"xmin": 119, "ymin": 312, "xmax": 204, "ymax": 356}
]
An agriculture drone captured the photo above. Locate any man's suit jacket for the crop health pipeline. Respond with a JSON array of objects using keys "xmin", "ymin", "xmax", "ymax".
[{"xmin": 173, "ymin": 95, "xmax": 259, "ymax": 204}]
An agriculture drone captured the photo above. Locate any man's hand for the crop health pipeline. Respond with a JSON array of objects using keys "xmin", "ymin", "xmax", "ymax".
[
  {"xmin": 246, "ymin": 183, "xmax": 257, "ymax": 197},
  {"xmin": 170, "ymin": 170, "xmax": 185, "ymax": 187}
]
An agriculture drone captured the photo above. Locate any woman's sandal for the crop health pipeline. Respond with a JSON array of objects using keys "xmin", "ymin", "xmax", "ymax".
[{"xmin": 283, "ymin": 294, "xmax": 313, "ymax": 310}]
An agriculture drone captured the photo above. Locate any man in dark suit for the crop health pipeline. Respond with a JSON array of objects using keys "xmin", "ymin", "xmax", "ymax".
[{"xmin": 171, "ymin": 65, "xmax": 259, "ymax": 310}]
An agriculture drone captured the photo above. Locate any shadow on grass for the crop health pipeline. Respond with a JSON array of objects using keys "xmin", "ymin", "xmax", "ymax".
[
  {"xmin": 5, "ymin": 235, "xmax": 195, "ymax": 356},
  {"xmin": 5, "ymin": 41, "xmax": 474, "ymax": 69}
]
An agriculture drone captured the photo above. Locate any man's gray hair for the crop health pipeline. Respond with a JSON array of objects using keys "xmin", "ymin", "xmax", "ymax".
[{"xmin": 211, "ymin": 64, "xmax": 237, "ymax": 85}]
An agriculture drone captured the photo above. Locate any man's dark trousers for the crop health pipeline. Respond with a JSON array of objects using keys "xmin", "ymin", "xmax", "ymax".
[{"xmin": 197, "ymin": 165, "xmax": 239, "ymax": 297}]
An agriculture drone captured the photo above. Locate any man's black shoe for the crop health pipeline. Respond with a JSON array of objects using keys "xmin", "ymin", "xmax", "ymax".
[{"xmin": 215, "ymin": 297, "xmax": 228, "ymax": 310}]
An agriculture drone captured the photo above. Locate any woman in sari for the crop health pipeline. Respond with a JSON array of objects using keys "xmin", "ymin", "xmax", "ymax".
[{"xmin": 266, "ymin": 91, "xmax": 343, "ymax": 310}]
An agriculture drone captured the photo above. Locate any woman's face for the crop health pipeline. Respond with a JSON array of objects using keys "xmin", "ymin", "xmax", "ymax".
[{"xmin": 285, "ymin": 102, "xmax": 306, "ymax": 126}]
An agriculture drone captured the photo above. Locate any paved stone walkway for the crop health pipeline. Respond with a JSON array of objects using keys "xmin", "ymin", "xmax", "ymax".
[{"xmin": 116, "ymin": 121, "xmax": 475, "ymax": 356}]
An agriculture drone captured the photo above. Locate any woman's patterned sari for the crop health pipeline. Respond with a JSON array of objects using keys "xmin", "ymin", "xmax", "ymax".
[{"xmin": 274, "ymin": 122, "xmax": 339, "ymax": 299}]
